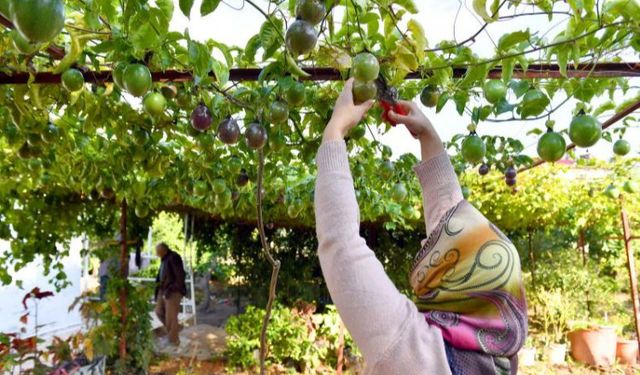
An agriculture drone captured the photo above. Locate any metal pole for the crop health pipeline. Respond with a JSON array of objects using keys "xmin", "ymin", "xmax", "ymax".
[
  {"xmin": 119, "ymin": 199, "xmax": 128, "ymax": 361},
  {"xmin": 621, "ymin": 204, "xmax": 640, "ymax": 352}
]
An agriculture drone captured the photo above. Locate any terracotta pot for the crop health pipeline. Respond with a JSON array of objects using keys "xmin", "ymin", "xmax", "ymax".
[
  {"xmin": 616, "ymin": 339, "xmax": 638, "ymax": 366},
  {"xmin": 567, "ymin": 326, "xmax": 617, "ymax": 367},
  {"xmin": 518, "ymin": 347, "xmax": 536, "ymax": 366},
  {"xmin": 547, "ymin": 343, "xmax": 566, "ymax": 365}
]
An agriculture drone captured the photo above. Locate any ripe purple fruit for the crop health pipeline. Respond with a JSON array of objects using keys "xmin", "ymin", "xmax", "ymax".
[
  {"xmin": 191, "ymin": 104, "xmax": 213, "ymax": 132},
  {"xmin": 505, "ymin": 166, "xmax": 517, "ymax": 179},
  {"xmin": 478, "ymin": 163, "xmax": 490, "ymax": 176},
  {"xmin": 217, "ymin": 117, "xmax": 240, "ymax": 144},
  {"xmin": 245, "ymin": 123, "xmax": 268, "ymax": 150},
  {"xmin": 505, "ymin": 177, "xmax": 517, "ymax": 186}
]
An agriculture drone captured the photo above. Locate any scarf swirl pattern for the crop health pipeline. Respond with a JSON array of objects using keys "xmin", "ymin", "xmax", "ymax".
[{"xmin": 410, "ymin": 200, "xmax": 528, "ymax": 374}]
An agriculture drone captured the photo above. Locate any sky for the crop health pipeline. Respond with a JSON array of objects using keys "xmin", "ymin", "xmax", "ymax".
[{"xmin": 169, "ymin": 0, "xmax": 639, "ymax": 160}]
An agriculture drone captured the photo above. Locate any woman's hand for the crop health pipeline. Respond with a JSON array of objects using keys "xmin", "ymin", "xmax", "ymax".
[
  {"xmin": 386, "ymin": 100, "xmax": 436, "ymax": 139},
  {"xmin": 387, "ymin": 100, "xmax": 445, "ymax": 160},
  {"xmin": 324, "ymin": 78, "xmax": 374, "ymax": 142}
]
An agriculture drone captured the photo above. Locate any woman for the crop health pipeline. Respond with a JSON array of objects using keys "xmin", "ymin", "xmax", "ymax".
[{"xmin": 314, "ymin": 79, "xmax": 528, "ymax": 374}]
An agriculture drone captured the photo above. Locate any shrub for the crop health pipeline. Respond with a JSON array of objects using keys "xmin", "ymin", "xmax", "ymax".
[{"xmin": 225, "ymin": 304, "xmax": 359, "ymax": 372}]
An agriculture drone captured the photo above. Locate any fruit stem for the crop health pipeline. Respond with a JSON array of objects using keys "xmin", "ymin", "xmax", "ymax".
[{"xmin": 256, "ymin": 149, "xmax": 281, "ymax": 375}]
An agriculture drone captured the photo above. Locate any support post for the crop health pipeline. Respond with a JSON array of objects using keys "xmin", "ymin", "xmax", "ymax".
[
  {"xmin": 621, "ymin": 205, "xmax": 640, "ymax": 352},
  {"xmin": 119, "ymin": 199, "xmax": 128, "ymax": 361}
]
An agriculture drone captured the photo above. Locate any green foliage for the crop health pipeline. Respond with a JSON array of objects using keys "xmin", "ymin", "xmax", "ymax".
[
  {"xmin": 85, "ymin": 278, "xmax": 154, "ymax": 374},
  {"xmin": 225, "ymin": 304, "xmax": 359, "ymax": 371}
]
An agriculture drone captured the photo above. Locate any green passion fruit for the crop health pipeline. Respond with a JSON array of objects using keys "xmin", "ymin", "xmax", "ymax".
[
  {"xmin": 352, "ymin": 79, "xmax": 377, "ymax": 105},
  {"xmin": 296, "ymin": 0, "xmax": 326, "ymax": 25},
  {"xmin": 123, "ymin": 64, "xmax": 152, "ymax": 97},
  {"xmin": 537, "ymin": 130, "xmax": 566, "ymax": 162},
  {"xmin": 569, "ymin": 114, "xmax": 602, "ymax": 148},
  {"xmin": 286, "ymin": 20, "xmax": 318, "ymax": 56},
  {"xmin": 461, "ymin": 134, "xmax": 486, "ymax": 164},
  {"xmin": 160, "ymin": 85, "xmax": 178, "ymax": 100},
  {"xmin": 623, "ymin": 180, "xmax": 638, "ymax": 194},
  {"xmin": 286, "ymin": 82, "xmax": 306, "ymax": 107},
  {"xmin": 613, "ymin": 139, "xmax": 631, "ymax": 156},
  {"xmin": 268, "ymin": 101, "xmax": 289, "ymax": 124},
  {"xmin": 10, "ymin": 0, "xmax": 65, "ymax": 43},
  {"xmin": 391, "ymin": 182, "xmax": 408, "ymax": 201},
  {"xmin": 61, "ymin": 69, "xmax": 85, "ymax": 92},
  {"xmin": 351, "ymin": 53, "xmax": 379, "ymax": 82},
  {"xmin": 420, "ymin": 86, "xmax": 440, "ymax": 108},
  {"xmin": 143, "ymin": 92, "xmax": 167, "ymax": 116},
  {"xmin": 483, "ymin": 80, "xmax": 507, "ymax": 104},
  {"xmin": 604, "ymin": 184, "xmax": 620, "ymax": 200}
]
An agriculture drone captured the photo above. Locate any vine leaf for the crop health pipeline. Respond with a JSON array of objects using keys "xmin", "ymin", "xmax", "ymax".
[
  {"xmin": 179, "ymin": 0, "xmax": 195, "ymax": 18},
  {"xmin": 201, "ymin": 0, "xmax": 221, "ymax": 17},
  {"xmin": 497, "ymin": 30, "xmax": 530, "ymax": 51},
  {"xmin": 473, "ymin": 0, "xmax": 499, "ymax": 23}
]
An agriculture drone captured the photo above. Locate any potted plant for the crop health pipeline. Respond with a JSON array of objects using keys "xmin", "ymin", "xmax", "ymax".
[
  {"xmin": 567, "ymin": 320, "xmax": 618, "ymax": 367},
  {"xmin": 518, "ymin": 337, "xmax": 537, "ymax": 366},
  {"xmin": 616, "ymin": 337, "xmax": 638, "ymax": 366},
  {"xmin": 532, "ymin": 288, "xmax": 576, "ymax": 364}
]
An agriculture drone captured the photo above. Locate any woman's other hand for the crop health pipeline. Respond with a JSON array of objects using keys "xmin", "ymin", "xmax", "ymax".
[{"xmin": 324, "ymin": 78, "xmax": 374, "ymax": 142}]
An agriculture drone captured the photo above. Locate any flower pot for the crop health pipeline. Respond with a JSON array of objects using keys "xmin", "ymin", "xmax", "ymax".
[
  {"xmin": 547, "ymin": 343, "xmax": 567, "ymax": 365},
  {"xmin": 518, "ymin": 347, "xmax": 536, "ymax": 366},
  {"xmin": 567, "ymin": 326, "xmax": 617, "ymax": 367},
  {"xmin": 616, "ymin": 339, "xmax": 638, "ymax": 366}
]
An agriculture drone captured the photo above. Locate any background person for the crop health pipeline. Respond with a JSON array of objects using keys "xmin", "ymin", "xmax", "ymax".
[{"xmin": 154, "ymin": 242, "xmax": 187, "ymax": 346}]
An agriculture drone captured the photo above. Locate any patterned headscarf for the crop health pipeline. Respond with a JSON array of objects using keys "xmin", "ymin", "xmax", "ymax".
[{"xmin": 410, "ymin": 200, "xmax": 528, "ymax": 375}]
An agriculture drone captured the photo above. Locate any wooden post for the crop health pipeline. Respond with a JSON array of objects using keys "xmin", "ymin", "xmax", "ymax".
[
  {"xmin": 621, "ymin": 205, "xmax": 640, "ymax": 351},
  {"xmin": 119, "ymin": 199, "xmax": 128, "ymax": 361}
]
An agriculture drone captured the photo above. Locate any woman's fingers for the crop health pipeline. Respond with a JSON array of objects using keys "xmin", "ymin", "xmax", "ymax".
[{"xmin": 387, "ymin": 109, "xmax": 410, "ymax": 124}]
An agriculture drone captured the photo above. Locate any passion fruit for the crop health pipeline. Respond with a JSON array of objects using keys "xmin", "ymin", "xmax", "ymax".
[
  {"xmin": 10, "ymin": 0, "xmax": 65, "ymax": 43},
  {"xmin": 569, "ymin": 113, "xmax": 601, "ymax": 148},
  {"xmin": 352, "ymin": 79, "xmax": 377, "ymax": 105},
  {"xmin": 420, "ymin": 86, "xmax": 439, "ymax": 108},
  {"xmin": 123, "ymin": 63, "xmax": 152, "ymax": 97},
  {"xmin": 286, "ymin": 81, "xmax": 306, "ymax": 107},
  {"xmin": 286, "ymin": 20, "xmax": 318, "ymax": 56},
  {"xmin": 217, "ymin": 117, "xmax": 241, "ymax": 145},
  {"xmin": 613, "ymin": 139, "xmax": 631, "ymax": 156},
  {"xmin": 143, "ymin": 92, "xmax": 167, "ymax": 116},
  {"xmin": 268, "ymin": 101, "xmax": 289, "ymax": 124},
  {"xmin": 61, "ymin": 69, "xmax": 85, "ymax": 92},
  {"xmin": 537, "ymin": 130, "xmax": 566, "ymax": 162},
  {"xmin": 391, "ymin": 182, "xmax": 408, "ymax": 201},
  {"xmin": 245, "ymin": 123, "xmax": 268, "ymax": 150},
  {"xmin": 483, "ymin": 80, "xmax": 507, "ymax": 104},
  {"xmin": 191, "ymin": 104, "xmax": 213, "ymax": 132},
  {"xmin": 351, "ymin": 53, "xmax": 379, "ymax": 82},
  {"xmin": 461, "ymin": 134, "xmax": 486, "ymax": 164},
  {"xmin": 296, "ymin": 0, "xmax": 326, "ymax": 25}
]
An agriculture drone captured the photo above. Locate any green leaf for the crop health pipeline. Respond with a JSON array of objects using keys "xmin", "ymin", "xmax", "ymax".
[
  {"xmin": 495, "ymin": 98, "xmax": 515, "ymax": 115},
  {"xmin": 436, "ymin": 92, "xmax": 450, "ymax": 113},
  {"xmin": 201, "ymin": 0, "xmax": 221, "ymax": 16},
  {"xmin": 557, "ymin": 47, "xmax": 569, "ymax": 78},
  {"xmin": 473, "ymin": 0, "xmax": 499, "ymax": 23},
  {"xmin": 509, "ymin": 80, "xmax": 530, "ymax": 98},
  {"xmin": 211, "ymin": 59, "xmax": 229, "ymax": 86},
  {"xmin": 179, "ymin": 0, "xmax": 195, "ymax": 18},
  {"xmin": 453, "ymin": 91, "xmax": 469, "ymax": 115},
  {"xmin": 394, "ymin": 0, "xmax": 418, "ymax": 14},
  {"xmin": 498, "ymin": 30, "xmax": 530, "ymax": 51},
  {"xmin": 502, "ymin": 58, "xmax": 515, "ymax": 83},
  {"xmin": 156, "ymin": 0, "xmax": 174, "ymax": 20}
]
